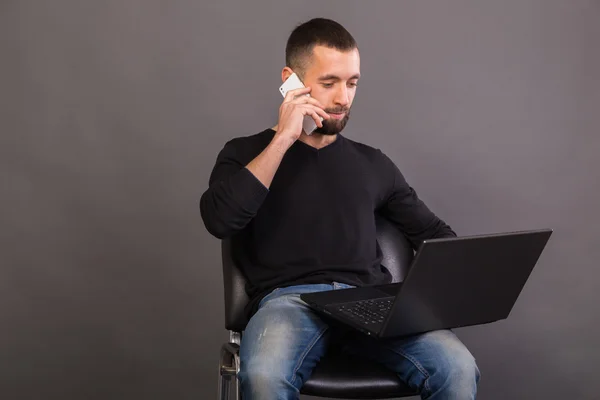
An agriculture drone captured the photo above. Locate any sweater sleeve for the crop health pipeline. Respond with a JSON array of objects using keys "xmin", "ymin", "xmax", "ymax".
[
  {"xmin": 377, "ymin": 151, "xmax": 456, "ymax": 249},
  {"xmin": 199, "ymin": 139, "xmax": 269, "ymax": 239}
]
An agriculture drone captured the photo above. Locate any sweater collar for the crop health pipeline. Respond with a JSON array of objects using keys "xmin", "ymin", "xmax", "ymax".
[{"xmin": 267, "ymin": 129, "xmax": 344, "ymax": 152}]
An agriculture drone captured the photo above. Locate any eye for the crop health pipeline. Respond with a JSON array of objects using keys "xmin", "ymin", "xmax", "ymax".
[
  {"xmin": 322, "ymin": 83, "xmax": 334, "ymax": 88},
  {"xmin": 348, "ymin": 82, "xmax": 358, "ymax": 88}
]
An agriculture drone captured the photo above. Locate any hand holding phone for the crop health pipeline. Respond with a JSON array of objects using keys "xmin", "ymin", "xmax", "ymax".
[{"xmin": 278, "ymin": 73, "xmax": 326, "ymax": 136}]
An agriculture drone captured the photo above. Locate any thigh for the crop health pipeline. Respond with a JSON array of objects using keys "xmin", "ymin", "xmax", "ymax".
[
  {"xmin": 340, "ymin": 329, "xmax": 478, "ymax": 393},
  {"xmin": 239, "ymin": 290, "xmax": 331, "ymax": 389}
]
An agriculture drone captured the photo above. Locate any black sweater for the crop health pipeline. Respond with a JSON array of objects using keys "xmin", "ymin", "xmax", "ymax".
[{"xmin": 200, "ymin": 129, "xmax": 456, "ymax": 318}]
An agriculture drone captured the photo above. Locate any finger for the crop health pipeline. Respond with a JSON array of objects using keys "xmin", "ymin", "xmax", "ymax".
[
  {"xmin": 301, "ymin": 105, "xmax": 330, "ymax": 123},
  {"xmin": 291, "ymin": 95, "xmax": 326, "ymax": 110},
  {"xmin": 283, "ymin": 86, "xmax": 311, "ymax": 103},
  {"xmin": 306, "ymin": 104, "xmax": 330, "ymax": 120},
  {"xmin": 307, "ymin": 109, "xmax": 324, "ymax": 128}
]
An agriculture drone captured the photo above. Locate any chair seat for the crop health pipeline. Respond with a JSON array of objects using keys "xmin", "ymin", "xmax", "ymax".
[{"xmin": 301, "ymin": 351, "xmax": 419, "ymax": 399}]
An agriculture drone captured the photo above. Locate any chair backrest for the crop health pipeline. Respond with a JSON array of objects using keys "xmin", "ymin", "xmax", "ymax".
[{"xmin": 222, "ymin": 214, "xmax": 415, "ymax": 332}]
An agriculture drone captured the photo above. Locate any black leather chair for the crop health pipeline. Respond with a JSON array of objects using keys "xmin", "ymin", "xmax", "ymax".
[{"xmin": 218, "ymin": 214, "xmax": 420, "ymax": 399}]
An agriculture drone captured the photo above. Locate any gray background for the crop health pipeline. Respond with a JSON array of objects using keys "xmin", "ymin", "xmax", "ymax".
[{"xmin": 1, "ymin": 1, "xmax": 598, "ymax": 399}]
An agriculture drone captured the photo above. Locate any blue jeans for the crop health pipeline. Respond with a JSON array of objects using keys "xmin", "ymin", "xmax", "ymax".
[{"xmin": 238, "ymin": 283, "xmax": 480, "ymax": 400}]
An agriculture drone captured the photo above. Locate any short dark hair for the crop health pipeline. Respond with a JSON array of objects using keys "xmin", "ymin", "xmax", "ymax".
[{"xmin": 285, "ymin": 18, "xmax": 357, "ymax": 76}]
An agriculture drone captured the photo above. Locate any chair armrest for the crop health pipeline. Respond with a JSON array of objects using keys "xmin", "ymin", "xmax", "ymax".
[{"xmin": 220, "ymin": 342, "xmax": 240, "ymax": 377}]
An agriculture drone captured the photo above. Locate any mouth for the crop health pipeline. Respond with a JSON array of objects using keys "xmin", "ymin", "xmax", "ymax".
[{"xmin": 329, "ymin": 112, "xmax": 346, "ymax": 120}]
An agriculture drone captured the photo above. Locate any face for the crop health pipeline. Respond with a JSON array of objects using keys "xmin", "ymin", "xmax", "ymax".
[{"xmin": 283, "ymin": 45, "xmax": 360, "ymax": 135}]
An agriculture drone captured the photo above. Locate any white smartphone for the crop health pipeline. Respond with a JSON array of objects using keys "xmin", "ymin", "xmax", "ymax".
[{"xmin": 278, "ymin": 73, "xmax": 322, "ymax": 135}]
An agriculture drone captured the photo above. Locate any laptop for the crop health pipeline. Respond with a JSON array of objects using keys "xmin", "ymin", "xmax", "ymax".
[{"xmin": 300, "ymin": 229, "xmax": 552, "ymax": 339}]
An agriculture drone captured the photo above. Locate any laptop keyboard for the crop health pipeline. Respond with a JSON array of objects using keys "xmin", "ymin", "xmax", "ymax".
[{"xmin": 334, "ymin": 298, "xmax": 394, "ymax": 326}]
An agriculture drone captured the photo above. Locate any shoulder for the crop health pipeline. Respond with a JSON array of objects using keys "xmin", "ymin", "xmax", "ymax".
[
  {"xmin": 342, "ymin": 136, "xmax": 391, "ymax": 166},
  {"xmin": 343, "ymin": 137, "xmax": 403, "ymax": 188}
]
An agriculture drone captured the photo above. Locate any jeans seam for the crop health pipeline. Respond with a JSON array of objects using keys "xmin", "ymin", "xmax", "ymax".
[
  {"xmin": 289, "ymin": 325, "xmax": 328, "ymax": 387},
  {"xmin": 381, "ymin": 343, "xmax": 431, "ymax": 393}
]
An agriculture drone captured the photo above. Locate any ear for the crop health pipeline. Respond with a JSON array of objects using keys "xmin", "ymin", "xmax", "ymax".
[{"xmin": 281, "ymin": 66, "xmax": 294, "ymax": 83}]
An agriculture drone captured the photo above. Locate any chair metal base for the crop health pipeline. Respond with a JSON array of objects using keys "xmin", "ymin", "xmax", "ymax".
[
  {"xmin": 217, "ymin": 330, "xmax": 416, "ymax": 399},
  {"xmin": 219, "ymin": 332, "xmax": 241, "ymax": 400}
]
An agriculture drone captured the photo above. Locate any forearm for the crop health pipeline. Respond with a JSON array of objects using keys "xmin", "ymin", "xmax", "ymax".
[
  {"xmin": 200, "ymin": 134, "xmax": 293, "ymax": 239},
  {"xmin": 379, "ymin": 151, "xmax": 456, "ymax": 248},
  {"xmin": 413, "ymin": 213, "xmax": 456, "ymax": 241}
]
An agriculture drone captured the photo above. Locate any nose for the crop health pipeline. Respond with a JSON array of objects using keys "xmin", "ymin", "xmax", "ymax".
[{"xmin": 334, "ymin": 86, "xmax": 350, "ymax": 108}]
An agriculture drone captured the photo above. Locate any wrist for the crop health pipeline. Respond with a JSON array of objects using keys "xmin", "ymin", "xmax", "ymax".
[{"xmin": 270, "ymin": 133, "xmax": 294, "ymax": 153}]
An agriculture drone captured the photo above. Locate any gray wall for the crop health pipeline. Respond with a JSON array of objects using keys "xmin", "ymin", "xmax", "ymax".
[{"xmin": 1, "ymin": 1, "xmax": 598, "ymax": 399}]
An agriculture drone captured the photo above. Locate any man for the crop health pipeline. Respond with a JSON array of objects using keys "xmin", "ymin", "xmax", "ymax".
[{"xmin": 200, "ymin": 18, "xmax": 480, "ymax": 400}]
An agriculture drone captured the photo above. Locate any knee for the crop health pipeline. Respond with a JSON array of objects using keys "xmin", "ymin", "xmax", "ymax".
[
  {"xmin": 429, "ymin": 351, "xmax": 480, "ymax": 399},
  {"xmin": 441, "ymin": 352, "xmax": 480, "ymax": 388},
  {"xmin": 238, "ymin": 356, "xmax": 294, "ymax": 396},
  {"xmin": 238, "ymin": 367, "xmax": 280, "ymax": 394},
  {"xmin": 425, "ymin": 333, "xmax": 480, "ymax": 398}
]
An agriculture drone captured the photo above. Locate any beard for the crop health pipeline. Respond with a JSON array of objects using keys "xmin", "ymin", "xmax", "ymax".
[{"xmin": 313, "ymin": 107, "xmax": 351, "ymax": 135}]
